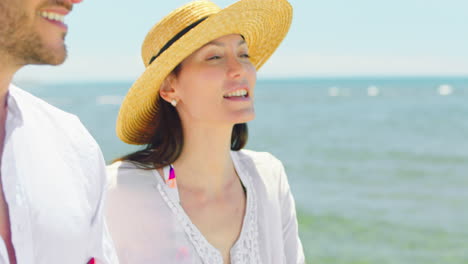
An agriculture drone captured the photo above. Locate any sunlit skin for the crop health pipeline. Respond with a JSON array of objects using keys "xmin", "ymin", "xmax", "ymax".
[
  {"xmin": 0, "ymin": 1, "xmax": 84, "ymax": 263},
  {"xmin": 163, "ymin": 34, "xmax": 257, "ymax": 126},
  {"xmin": 0, "ymin": 0, "xmax": 81, "ymax": 72},
  {"xmin": 159, "ymin": 34, "xmax": 257, "ymax": 263}
]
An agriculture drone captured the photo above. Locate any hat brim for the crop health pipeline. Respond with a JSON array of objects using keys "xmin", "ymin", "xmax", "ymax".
[{"xmin": 117, "ymin": 0, "xmax": 293, "ymax": 145}]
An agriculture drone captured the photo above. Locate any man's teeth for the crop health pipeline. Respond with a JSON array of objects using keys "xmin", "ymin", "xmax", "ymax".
[
  {"xmin": 224, "ymin": 89, "xmax": 248, "ymax": 98},
  {"xmin": 40, "ymin": 11, "xmax": 65, "ymax": 23}
]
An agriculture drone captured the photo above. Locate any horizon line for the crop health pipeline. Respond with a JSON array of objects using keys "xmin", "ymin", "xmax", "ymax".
[{"xmin": 14, "ymin": 74, "xmax": 468, "ymax": 85}]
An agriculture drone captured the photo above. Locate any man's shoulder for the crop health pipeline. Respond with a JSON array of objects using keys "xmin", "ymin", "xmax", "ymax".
[
  {"xmin": 10, "ymin": 84, "xmax": 78, "ymax": 121},
  {"xmin": 9, "ymin": 84, "xmax": 98, "ymax": 152}
]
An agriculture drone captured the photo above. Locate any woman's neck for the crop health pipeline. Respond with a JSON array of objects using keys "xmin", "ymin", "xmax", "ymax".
[{"xmin": 173, "ymin": 122, "xmax": 238, "ymax": 196}]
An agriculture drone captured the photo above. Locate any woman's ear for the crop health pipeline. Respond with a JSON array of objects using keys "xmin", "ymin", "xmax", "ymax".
[{"xmin": 159, "ymin": 73, "xmax": 177, "ymax": 104}]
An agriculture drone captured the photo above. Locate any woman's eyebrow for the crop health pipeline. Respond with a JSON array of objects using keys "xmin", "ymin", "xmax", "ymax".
[{"xmin": 203, "ymin": 39, "xmax": 247, "ymax": 48}]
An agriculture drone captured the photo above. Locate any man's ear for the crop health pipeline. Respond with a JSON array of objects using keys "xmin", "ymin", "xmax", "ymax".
[{"xmin": 159, "ymin": 73, "xmax": 177, "ymax": 103}]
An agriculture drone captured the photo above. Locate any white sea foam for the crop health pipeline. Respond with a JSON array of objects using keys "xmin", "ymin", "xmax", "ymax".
[
  {"xmin": 367, "ymin": 85, "xmax": 379, "ymax": 96},
  {"xmin": 438, "ymin": 84, "xmax": 453, "ymax": 96},
  {"xmin": 329, "ymin": 87, "xmax": 340, "ymax": 97},
  {"xmin": 96, "ymin": 95, "xmax": 124, "ymax": 105}
]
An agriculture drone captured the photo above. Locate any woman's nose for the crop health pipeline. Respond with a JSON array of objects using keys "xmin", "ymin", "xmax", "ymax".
[{"xmin": 227, "ymin": 56, "xmax": 247, "ymax": 79}]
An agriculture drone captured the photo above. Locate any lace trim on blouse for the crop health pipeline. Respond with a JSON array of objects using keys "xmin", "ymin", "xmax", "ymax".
[{"xmin": 152, "ymin": 152, "xmax": 261, "ymax": 264}]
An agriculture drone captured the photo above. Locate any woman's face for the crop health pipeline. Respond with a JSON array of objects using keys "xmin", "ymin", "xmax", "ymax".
[{"xmin": 170, "ymin": 34, "xmax": 257, "ymax": 127}]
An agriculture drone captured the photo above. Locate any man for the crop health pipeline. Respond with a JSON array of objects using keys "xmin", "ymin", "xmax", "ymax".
[{"xmin": 0, "ymin": 0, "xmax": 118, "ymax": 263}]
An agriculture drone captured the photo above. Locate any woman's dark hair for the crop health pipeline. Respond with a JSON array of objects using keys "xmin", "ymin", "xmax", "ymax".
[{"xmin": 116, "ymin": 64, "xmax": 248, "ymax": 169}]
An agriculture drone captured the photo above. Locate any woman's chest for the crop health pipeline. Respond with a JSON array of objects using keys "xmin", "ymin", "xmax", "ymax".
[{"xmin": 182, "ymin": 196, "xmax": 246, "ymax": 260}]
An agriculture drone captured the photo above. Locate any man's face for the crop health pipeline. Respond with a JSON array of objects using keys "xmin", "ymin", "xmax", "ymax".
[{"xmin": 0, "ymin": 0, "xmax": 79, "ymax": 66}]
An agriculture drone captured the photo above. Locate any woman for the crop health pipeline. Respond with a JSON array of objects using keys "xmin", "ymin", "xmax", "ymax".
[{"xmin": 106, "ymin": 0, "xmax": 304, "ymax": 263}]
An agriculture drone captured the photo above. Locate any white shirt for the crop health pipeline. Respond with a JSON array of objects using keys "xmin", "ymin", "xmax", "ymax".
[
  {"xmin": 106, "ymin": 149, "xmax": 305, "ymax": 264},
  {"xmin": 0, "ymin": 85, "xmax": 118, "ymax": 264}
]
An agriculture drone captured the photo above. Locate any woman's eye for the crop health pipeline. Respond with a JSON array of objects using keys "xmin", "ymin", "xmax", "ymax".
[
  {"xmin": 240, "ymin": 53, "xmax": 250, "ymax": 58},
  {"xmin": 207, "ymin": 55, "xmax": 222, "ymax": 60}
]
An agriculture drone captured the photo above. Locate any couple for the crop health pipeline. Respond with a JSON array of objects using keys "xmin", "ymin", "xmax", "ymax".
[{"xmin": 0, "ymin": 0, "xmax": 304, "ymax": 263}]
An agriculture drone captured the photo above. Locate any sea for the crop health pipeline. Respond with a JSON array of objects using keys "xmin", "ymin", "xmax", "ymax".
[{"xmin": 18, "ymin": 77, "xmax": 468, "ymax": 264}]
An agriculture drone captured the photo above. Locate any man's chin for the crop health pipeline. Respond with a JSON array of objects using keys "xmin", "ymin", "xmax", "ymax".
[
  {"xmin": 27, "ymin": 47, "xmax": 67, "ymax": 66},
  {"xmin": 48, "ymin": 41, "xmax": 67, "ymax": 65},
  {"xmin": 45, "ymin": 54, "xmax": 67, "ymax": 66},
  {"xmin": 28, "ymin": 56, "xmax": 66, "ymax": 66}
]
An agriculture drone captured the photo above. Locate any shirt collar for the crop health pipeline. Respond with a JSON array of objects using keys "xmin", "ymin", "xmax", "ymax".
[{"xmin": 7, "ymin": 84, "xmax": 24, "ymax": 124}]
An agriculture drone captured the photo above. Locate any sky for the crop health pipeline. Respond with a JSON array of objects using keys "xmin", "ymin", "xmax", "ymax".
[{"xmin": 14, "ymin": 0, "xmax": 468, "ymax": 83}]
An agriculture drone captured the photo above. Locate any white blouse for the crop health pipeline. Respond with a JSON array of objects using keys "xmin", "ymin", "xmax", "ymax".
[{"xmin": 106, "ymin": 150, "xmax": 305, "ymax": 264}]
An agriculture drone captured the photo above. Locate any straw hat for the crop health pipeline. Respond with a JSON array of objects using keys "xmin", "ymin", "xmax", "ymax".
[{"xmin": 117, "ymin": 0, "xmax": 293, "ymax": 145}]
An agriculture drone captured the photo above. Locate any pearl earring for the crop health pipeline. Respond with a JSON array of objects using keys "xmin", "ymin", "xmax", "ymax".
[{"xmin": 171, "ymin": 99, "xmax": 177, "ymax": 107}]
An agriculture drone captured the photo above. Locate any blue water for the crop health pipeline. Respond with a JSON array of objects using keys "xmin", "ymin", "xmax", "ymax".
[{"xmin": 18, "ymin": 77, "xmax": 468, "ymax": 263}]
